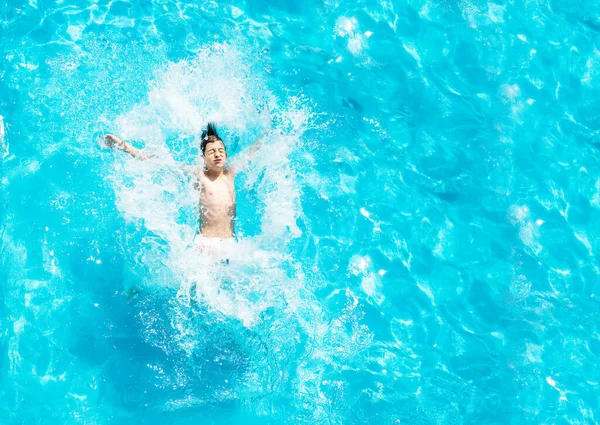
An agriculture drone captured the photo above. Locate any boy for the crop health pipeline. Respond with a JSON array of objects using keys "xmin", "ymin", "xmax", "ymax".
[{"xmin": 104, "ymin": 123, "xmax": 262, "ymax": 248}]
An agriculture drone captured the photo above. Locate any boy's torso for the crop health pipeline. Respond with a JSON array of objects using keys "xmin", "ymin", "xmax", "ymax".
[{"xmin": 195, "ymin": 169, "xmax": 236, "ymax": 238}]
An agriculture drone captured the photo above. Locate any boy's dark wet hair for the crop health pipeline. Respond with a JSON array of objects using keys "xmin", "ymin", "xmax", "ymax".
[{"xmin": 200, "ymin": 122, "xmax": 225, "ymax": 155}]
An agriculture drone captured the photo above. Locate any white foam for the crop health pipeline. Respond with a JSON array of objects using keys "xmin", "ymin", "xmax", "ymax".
[
  {"xmin": 105, "ymin": 45, "xmax": 375, "ymax": 417},
  {"xmin": 334, "ymin": 16, "xmax": 358, "ymax": 37},
  {"xmin": 334, "ymin": 16, "xmax": 370, "ymax": 57},
  {"xmin": 109, "ymin": 44, "xmax": 310, "ymax": 326}
]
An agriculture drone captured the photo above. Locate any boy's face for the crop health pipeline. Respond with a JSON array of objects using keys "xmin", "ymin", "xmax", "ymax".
[{"xmin": 203, "ymin": 140, "xmax": 227, "ymax": 170}]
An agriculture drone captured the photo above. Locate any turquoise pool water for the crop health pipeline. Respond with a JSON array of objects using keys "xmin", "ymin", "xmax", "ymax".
[{"xmin": 2, "ymin": 0, "xmax": 600, "ymax": 423}]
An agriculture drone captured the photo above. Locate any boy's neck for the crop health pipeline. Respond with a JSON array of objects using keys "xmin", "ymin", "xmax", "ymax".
[{"xmin": 205, "ymin": 167, "xmax": 223, "ymax": 179}]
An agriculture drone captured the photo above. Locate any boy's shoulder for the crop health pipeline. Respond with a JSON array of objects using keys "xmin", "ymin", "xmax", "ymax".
[{"xmin": 223, "ymin": 166, "xmax": 236, "ymax": 178}]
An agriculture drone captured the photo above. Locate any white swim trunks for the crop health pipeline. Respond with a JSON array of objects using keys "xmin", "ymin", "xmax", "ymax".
[{"xmin": 193, "ymin": 234, "xmax": 236, "ymax": 255}]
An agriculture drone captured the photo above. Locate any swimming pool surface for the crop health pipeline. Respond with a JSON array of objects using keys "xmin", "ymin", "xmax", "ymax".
[{"xmin": 1, "ymin": 0, "xmax": 600, "ymax": 423}]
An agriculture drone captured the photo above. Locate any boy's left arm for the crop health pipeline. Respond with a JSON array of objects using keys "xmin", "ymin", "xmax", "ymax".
[{"xmin": 227, "ymin": 130, "xmax": 267, "ymax": 175}]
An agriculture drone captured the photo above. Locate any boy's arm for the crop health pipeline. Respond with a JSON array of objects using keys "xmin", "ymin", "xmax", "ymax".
[
  {"xmin": 104, "ymin": 134, "xmax": 198, "ymax": 177},
  {"xmin": 104, "ymin": 134, "xmax": 150, "ymax": 160},
  {"xmin": 227, "ymin": 131, "xmax": 267, "ymax": 175},
  {"xmin": 248, "ymin": 131, "xmax": 266, "ymax": 159}
]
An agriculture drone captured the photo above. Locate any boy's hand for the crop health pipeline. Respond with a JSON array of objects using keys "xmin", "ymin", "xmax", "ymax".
[
  {"xmin": 104, "ymin": 134, "xmax": 125, "ymax": 149},
  {"xmin": 103, "ymin": 134, "xmax": 150, "ymax": 160}
]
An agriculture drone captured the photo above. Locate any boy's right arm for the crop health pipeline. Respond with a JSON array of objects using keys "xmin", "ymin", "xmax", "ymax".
[
  {"xmin": 104, "ymin": 134, "xmax": 198, "ymax": 178},
  {"xmin": 104, "ymin": 134, "xmax": 150, "ymax": 160}
]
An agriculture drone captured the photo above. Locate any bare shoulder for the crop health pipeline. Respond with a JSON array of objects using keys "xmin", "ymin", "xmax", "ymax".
[
  {"xmin": 191, "ymin": 167, "xmax": 207, "ymax": 189},
  {"xmin": 192, "ymin": 167, "xmax": 205, "ymax": 179},
  {"xmin": 223, "ymin": 166, "xmax": 237, "ymax": 179}
]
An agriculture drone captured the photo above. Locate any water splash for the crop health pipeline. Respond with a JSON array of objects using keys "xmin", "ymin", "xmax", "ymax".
[
  {"xmin": 103, "ymin": 42, "xmax": 374, "ymax": 421},
  {"xmin": 108, "ymin": 43, "xmax": 306, "ymax": 315}
]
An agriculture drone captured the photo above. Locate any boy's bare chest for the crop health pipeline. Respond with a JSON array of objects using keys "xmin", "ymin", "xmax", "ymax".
[{"xmin": 198, "ymin": 177, "xmax": 235, "ymax": 207}]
